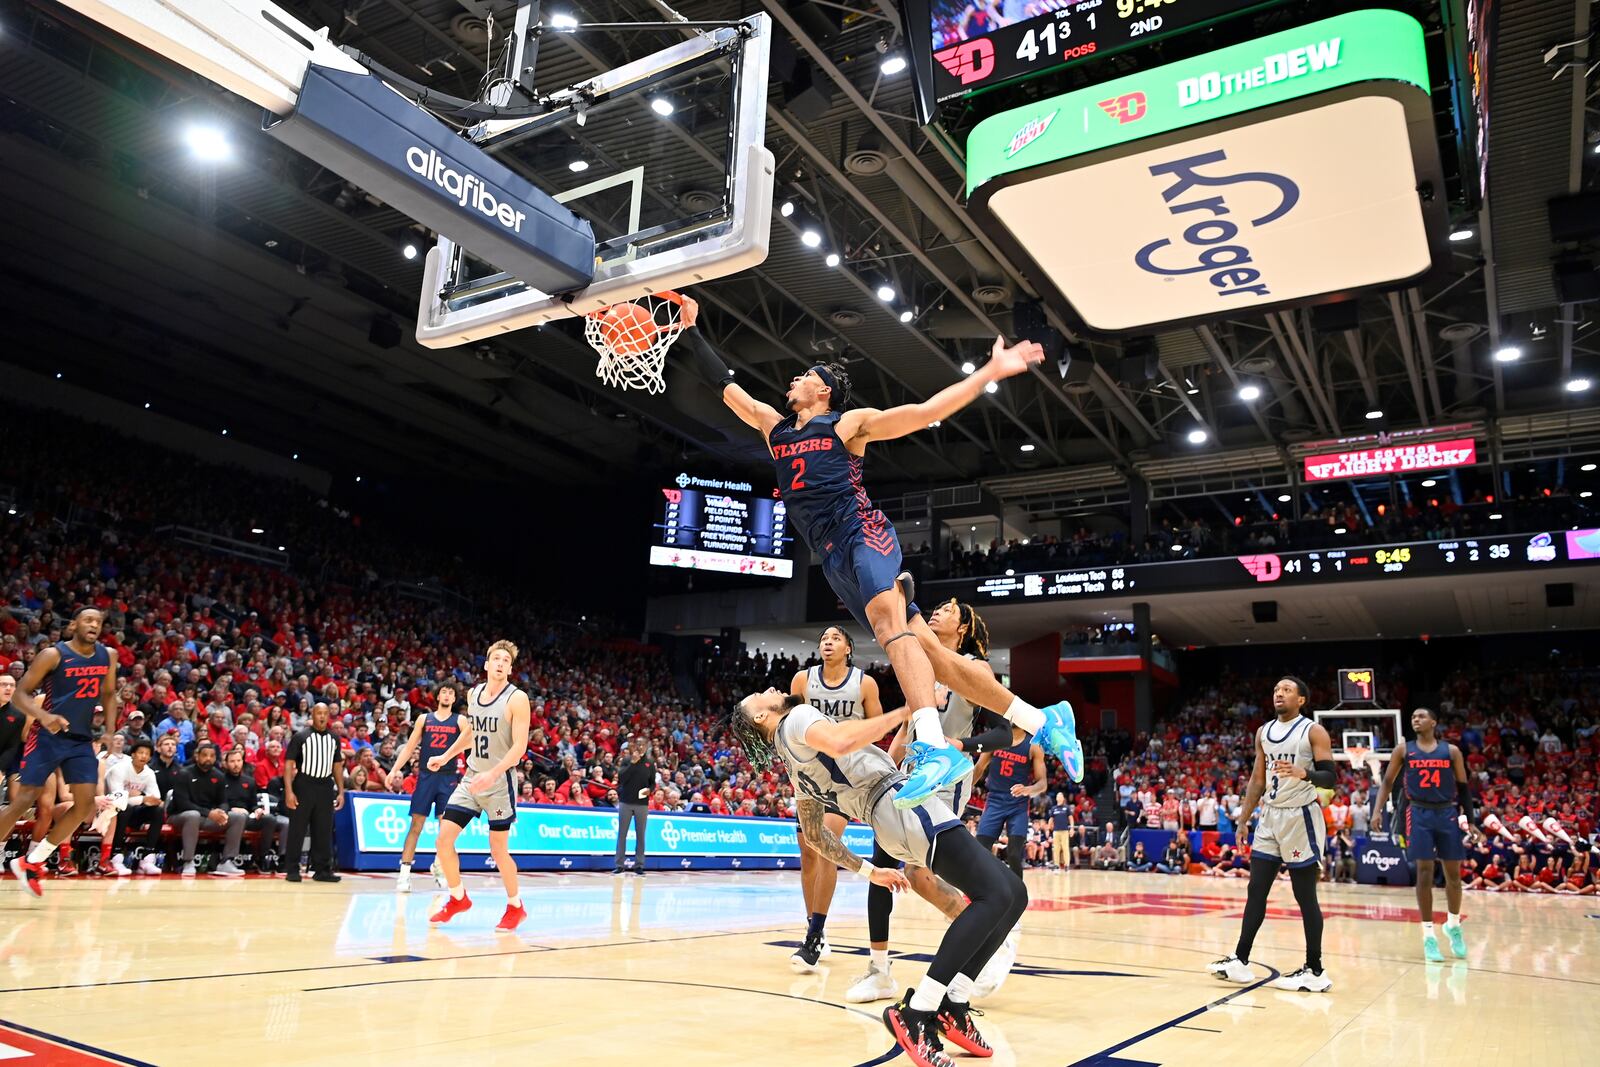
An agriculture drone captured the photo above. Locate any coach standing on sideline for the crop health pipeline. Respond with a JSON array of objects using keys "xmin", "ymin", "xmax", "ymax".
[
  {"xmin": 284, "ymin": 702, "xmax": 343, "ymax": 883},
  {"xmin": 613, "ymin": 739, "xmax": 656, "ymax": 875}
]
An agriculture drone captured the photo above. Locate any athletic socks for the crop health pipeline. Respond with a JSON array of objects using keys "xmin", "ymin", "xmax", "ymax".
[
  {"xmin": 807, "ymin": 912, "xmax": 828, "ymax": 939},
  {"xmin": 26, "ymin": 842, "xmax": 53, "ymax": 864},
  {"xmin": 911, "ymin": 707, "xmax": 946, "ymax": 747},
  {"xmin": 909, "ymin": 975, "xmax": 947, "ymax": 1013},
  {"xmin": 1420, "ymin": 921, "xmax": 1435, "ymax": 940},
  {"xmin": 870, "ymin": 948, "xmax": 890, "ymax": 971},
  {"xmin": 449, "ymin": 884, "xmax": 465, "ymax": 900},
  {"xmin": 945, "ymin": 975, "xmax": 975, "ymax": 1005},
  {"xmin": 1003, "ymin": 696, "xmax": 1045, "ymax": 736},
  {"xmin": 507, "ymin": 896, "xmax": 522, "ymax": 909},
  {"xmin": 1445, "ymin": 913, "xmax": 1461, "ymax": 929}
]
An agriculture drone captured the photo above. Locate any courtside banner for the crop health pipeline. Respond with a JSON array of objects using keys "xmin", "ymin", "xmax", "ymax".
[
  {"xmin": 1303, "ymin": 438, "xmax": 1477, "ymax": 481},
  {"xmin": 340, "ymin": 793, "xmax": 874, "ymax": 872},
  {"xmin": 265, "ymin": 65, "xmax": 595, "ymax": 295}
]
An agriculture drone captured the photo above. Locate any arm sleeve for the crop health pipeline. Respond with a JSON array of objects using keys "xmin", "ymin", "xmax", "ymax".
[
  {"xmin": 677, "ymin": 330, "xmax": 735, "ymax": 390},
  {"xmin": 959, "ymin": 711, "xmax": 1016, "ymax": 756},
  {"xmin": 1457, "ymin": 776, "xmax": 1476, "ymax": 821},
  {"xmin": 1305, "ymin": 759, "xmax": 1337, "ymax": 789}
]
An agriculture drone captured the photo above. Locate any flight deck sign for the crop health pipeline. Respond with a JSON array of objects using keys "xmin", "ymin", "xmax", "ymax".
[{"xmin": 965, "ymin": 11, "xmax": 1444, "ymax": 335}]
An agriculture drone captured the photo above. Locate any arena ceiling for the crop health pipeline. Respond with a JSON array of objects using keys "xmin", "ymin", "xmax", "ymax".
[{"xmin": 1, "ymin": 0, "xmax": 1598, "ymax": 492}]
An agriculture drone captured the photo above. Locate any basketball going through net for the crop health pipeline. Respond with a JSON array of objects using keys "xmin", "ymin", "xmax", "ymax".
[{"xmin": 585, "ymin": 291, "xmax": 688, "ymax": 395}]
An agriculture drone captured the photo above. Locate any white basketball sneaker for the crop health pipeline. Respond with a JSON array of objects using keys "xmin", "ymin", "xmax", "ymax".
[
  {"xmin": 1273, "ymin": 966, "xmax": 1332, "ymax": 992},
  {"xmin": 844, "ymin": 961, "xmax": 897, "ymax": 1003},
  {"xmin": 396, "ymin": 869, "xmax": 411, "ymax": 893},
  {"xmin": 1207, "ymin": 955, "xmax": 1258, "ymax": 983},
  {"xmin": 109, "ymin": 855, "xmax": 132, "ymax": 877},
  {"xmin": 971, "ymin": 922, "xmax": 1020, "ymax": 999},
  {"xmin": 138, "ymin": 856, "xmax": 163, "ymax": 876}
]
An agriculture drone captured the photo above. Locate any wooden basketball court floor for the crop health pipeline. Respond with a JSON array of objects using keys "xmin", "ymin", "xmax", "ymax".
[{"xmin": 1, "ymin": 868, "xmax": 1594, "ymax": 1066}]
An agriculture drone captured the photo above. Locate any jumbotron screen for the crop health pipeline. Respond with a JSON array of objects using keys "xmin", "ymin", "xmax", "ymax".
[{"xmin": 650, "ymin": 473, "xmax": 793, "ymax": 579}]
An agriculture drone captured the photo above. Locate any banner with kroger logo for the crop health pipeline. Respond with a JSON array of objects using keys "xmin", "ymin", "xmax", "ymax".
[{"xmin": 339, "ymin": 794, "xmax": 875, "ymax": 872}]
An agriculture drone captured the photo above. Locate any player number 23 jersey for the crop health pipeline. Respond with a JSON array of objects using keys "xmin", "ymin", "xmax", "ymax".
[{"xmin": 1258, "ymin": 716, "xmax": 1317, "ymax": 809}]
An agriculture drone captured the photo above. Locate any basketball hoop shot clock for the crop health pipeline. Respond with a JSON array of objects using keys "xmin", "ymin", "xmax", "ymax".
[{"xmin": 1337, "ymin": 668, "xmax": 1377, "ymax": 705}]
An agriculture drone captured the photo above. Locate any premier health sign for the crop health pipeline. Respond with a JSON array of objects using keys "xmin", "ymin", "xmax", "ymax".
[
  {"xmin": 966, "ymin": 10, "xmax": 1445, "ymax": 335},
  {"xmin": 339, "ymin": 794, "xmax": 874, "ymax": 872}
]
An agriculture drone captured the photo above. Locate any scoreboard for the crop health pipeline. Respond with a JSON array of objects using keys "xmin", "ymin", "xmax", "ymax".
[
  {"xmin": 649, "ymin": 473, "xmax": 793, "ymax": 579},
  {"xmin": 933, "ymin": 529, "xmax": 1600, "ymax": 605},
  {"xmin": 903, "ymin": 0, "xmax": 1292, "ymax": 122}
]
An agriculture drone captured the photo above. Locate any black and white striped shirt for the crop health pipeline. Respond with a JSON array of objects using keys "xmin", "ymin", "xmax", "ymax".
[{"xmin": 286, "ymin": 727, "xmax": 340, "ymax": 780}]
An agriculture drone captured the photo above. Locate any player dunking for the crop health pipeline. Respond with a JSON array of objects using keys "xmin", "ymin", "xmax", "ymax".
[
  {"xmin": 676, "ymin": 297, "xmax": 1083, "ymax": 805},
  {"xmin": 787, "ymin": 626, "xmax": 883, "ymax": 972},
  {"xmin": 1208, "ymin": 676, "xmax": 1335, "ymax": 992},
  {"xmin": 386, "ymin": 681, "xmax": 467, "ymax": 893},
  {"xmin": 850, "ymin": 598, "xmax": 1024, "ymax": 1004},
  {"xmin": 1373, "ymin": 706, "xmax": 1473, "ymax": 961},
  {"xmin": 426, "ymin": 641, "xmax": 530, "ymax": 931},
  {"xmin": 0, "ymin": 608, "xmax": 118, "ymax": 898},
  {"xmin": 730, "ymin": 690, "xmax": 1026, "ymax": 1067}
]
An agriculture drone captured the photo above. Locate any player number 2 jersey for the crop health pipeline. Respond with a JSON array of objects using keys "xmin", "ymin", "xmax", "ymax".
[
  {"xmin": 805, "ymin": 665, "xmax": 865, "ymax": 721},
  {"xmin": 466, "ymin": 682, "xmax": 519, "ymax": 774},
  {"xmin": 768, "ymin": 412, "xmax": 891, "ymax": 554},
  {"xmin": 1259, "ymin": 715, "xmax": 1318, "ymax": 809}
]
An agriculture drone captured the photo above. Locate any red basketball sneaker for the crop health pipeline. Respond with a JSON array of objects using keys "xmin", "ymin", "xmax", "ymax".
[
  {"xmin": 9, "ymin": 857, "xmax": 44, "ymax": 898},
  {"xmin": 936, "ymin": 999, "xmax": 993, "ymax": 1057},
  {"xmin": 495, "ymin": 902, "xmax": 527, "ymax": 932},
  {"xmin": 882, "ymin": 992, "xmax": 956, "ymax": 1067},
  {"xmin": 429, "ymin": 892, "xmax": 472, "ymax": 926}
]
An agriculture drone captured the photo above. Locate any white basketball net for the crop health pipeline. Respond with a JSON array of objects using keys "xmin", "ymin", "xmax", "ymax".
[{"xmin": 584, "ymin": 292, "xmax": 685, "ymax": 395}]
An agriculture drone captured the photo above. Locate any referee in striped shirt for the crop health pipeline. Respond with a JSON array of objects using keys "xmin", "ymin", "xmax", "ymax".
[{"xmin": 284, "ymin": 701, "xmax": 344, "ymax": 883}]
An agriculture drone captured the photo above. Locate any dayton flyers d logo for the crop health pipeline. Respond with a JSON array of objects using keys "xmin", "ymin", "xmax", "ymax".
[
  {"xmin": 1237, "ymin": 554, "xmax": 1282, "ymax": 583},
  {"xmin": 1098, "ymin": 92, "xmax": 1147, "ymax": 125},
  {"xmin": 935, "ymin": 39, "xmax": 995, "ymax": 85}
]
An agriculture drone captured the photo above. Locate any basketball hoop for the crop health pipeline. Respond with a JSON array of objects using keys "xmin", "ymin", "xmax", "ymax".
[
  {"xmin": 584, "ymin": 291, "xmax": 686, "ymax": 395},
  {"xmin": 1347, "ymin": 746, "xmax": 1375, "ymax": 778}
]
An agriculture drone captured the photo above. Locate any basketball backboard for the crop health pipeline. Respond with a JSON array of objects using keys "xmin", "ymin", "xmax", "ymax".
[{"xmin": 414, "ymin": 15, "xmax": 774, "ymax": 348}]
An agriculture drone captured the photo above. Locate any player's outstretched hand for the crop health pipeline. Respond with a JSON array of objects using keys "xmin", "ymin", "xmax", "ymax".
[
  {"xmin": 987, "ymin": 334, "xmax": 1045, "ymax": 380},
  {"xmin": 679, "ymin": 295, "xmax": 699, "ymax": 328},
  {"xmin": 867, "ymin": 865, "xmax": 911, "ymax": 893}
]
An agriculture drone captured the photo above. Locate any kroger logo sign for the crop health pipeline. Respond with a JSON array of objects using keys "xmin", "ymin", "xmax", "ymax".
[
  {"xmin": 1134, "ymin": 149, "xmax": 1299, "ymax": 305},
  {"xmin": 1361, "ymin": 849, "xmax": 1402, "ymax": 872}
]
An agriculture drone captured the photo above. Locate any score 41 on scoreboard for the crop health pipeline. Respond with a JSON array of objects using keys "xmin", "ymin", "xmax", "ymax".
[{"xmin": 650, "ymin": 473, "xmax": 794, "ymax": 579}]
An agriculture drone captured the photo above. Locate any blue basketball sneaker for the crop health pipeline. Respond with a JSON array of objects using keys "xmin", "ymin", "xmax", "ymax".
[
  {"xmin": 1445, "ymin": 924, "xmax": 1466, "ymax": 958},
  {"xmin": 895, "ymin": 741, "xmax": 974, "ymax": 809},
  {"xmin": 1038, "ymin": 700, "xmax": 1084, "ymax": 783}
]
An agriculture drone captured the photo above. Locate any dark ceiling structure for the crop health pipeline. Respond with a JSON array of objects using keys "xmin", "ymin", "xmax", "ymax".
[{"xmin": 1, "ymin": 0, "xmax": 1598, "ymax": 504}]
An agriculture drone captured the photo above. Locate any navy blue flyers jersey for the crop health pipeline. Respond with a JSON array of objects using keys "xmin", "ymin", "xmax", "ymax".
[
  {"xmin": 768, "ymin": 412, "xmax": 894, "ymax": 556},
  {"xmin": 985, "ymin": 738, "xmax": 1033, "ymax": 798},
  {"xmin": 1403, "ymin": 740, "xmax": 1455, "ymax": 804},
  {"xmin": 46, "ymin": 641, "xmax": 110, "ymax": 735},
  {"xmin": 418, "ymin": 712, "xmax": 464, "ymax": 777}
]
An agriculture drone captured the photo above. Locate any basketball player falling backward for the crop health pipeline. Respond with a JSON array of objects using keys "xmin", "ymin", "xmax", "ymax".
[
  {"xmin": 386, "ymin": 680, "xmax": 466, "ymax": 893},
  {"xmin": 849, "ymin": 598, "xmax": 1030, "ymax": 1005},
  {"xmin": 425, "ymin": 641, "xmax": 530, "ymax": 932},
  {"xmin": 0, "ymin": 608, "xmax": 117, "ymax": 898},
  {"xmin": 1208, "ymin": 676, "xmax": 1335, "ymax": 992},
  {"xmin": 729, "ymin": 690, "xmax": 1026, "ymax": 1067},
  {"xmin": 1373, "ymin": 706, "xmax": 1474, "ymax": 961},
  {"xmin": 674, "ymin": 296, "xmax": 1084, "ymax": 802},
  {"xmin": 786, "ymin": 625, "xmax": 882, "ymax": 972}
]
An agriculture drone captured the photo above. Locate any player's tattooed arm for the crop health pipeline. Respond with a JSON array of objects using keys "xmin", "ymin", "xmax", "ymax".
[{"xmin": 796, "ymin": 796, "xmax": 862, "ymax": 874}]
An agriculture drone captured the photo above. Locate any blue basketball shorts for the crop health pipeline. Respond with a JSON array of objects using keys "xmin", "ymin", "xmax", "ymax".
[
  {"xmin": 409, "ymin": 773, "xmax": 460, "ymax": 819},
  {"xmin": 977, "ymin": 797, "xmax": 1029, "ymax": 841},
  {"xmin": 819, "ymin": 523, "xmax": 919, "ymax": 632},
  {"xmin": 18, "ymin": 729, "xmax": 98, "ymax": 787},
  {"xmin": 1405, "ymin": 804, "xmax": 1465, "ymax": 862}
]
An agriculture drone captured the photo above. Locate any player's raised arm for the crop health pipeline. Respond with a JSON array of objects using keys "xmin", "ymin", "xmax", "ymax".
[
  {"xmin": 839, "ymin": 335, "xmax": 1043, "ymax": 446},
  {"xmin": 675, "ymin": 296, "xmax": 783, "ymax": 435},
  {"xmin": 801, "ymin": 705, "xmax": 912, "ymax": 758}
]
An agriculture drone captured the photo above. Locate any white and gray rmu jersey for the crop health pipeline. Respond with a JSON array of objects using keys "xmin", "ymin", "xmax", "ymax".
[
  {"xmin": 777, "ymin": 704, "xmax": 901, "ymax": 822},
  {"xmin": 1258, "ymin": 714, "xmax": 1318, "ymax": 809},
  {"xmin": 466, "ymin": 681, "xmax": 520, "ymax": 774},
  {"xmin": 805, "ymin": 665, "xmax": 866, "ymax": 721}
]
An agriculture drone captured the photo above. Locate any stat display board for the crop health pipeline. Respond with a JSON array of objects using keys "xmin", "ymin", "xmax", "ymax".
[
  {"xmin": 963, "ymin": 9, "xmax": 1448, "ymax": 336},
  {"xmin": 650, "ymin": 474, "xmax": 793, "ymax": 579},
  {"xmin": 926, "ymin": 529, "xmax": 1599, "ymax": 606},
  {"xmin": 1337, "ymin": 668, "xmax": 1377, "ymax": 704},
  {"xmin": 903, "ymin": 0, "xmax": 1290, "ymax": 122}
]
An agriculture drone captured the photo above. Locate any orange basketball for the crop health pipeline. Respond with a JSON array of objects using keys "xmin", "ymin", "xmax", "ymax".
[{"xmin": 598, "ymin": 301, "xmax": 658, "ymax": 356}]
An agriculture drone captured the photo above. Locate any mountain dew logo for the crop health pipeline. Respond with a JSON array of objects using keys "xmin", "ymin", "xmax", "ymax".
[{"xmin": 1007, "ymin": 110, "xmax": 1058, "ymax": 157}]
